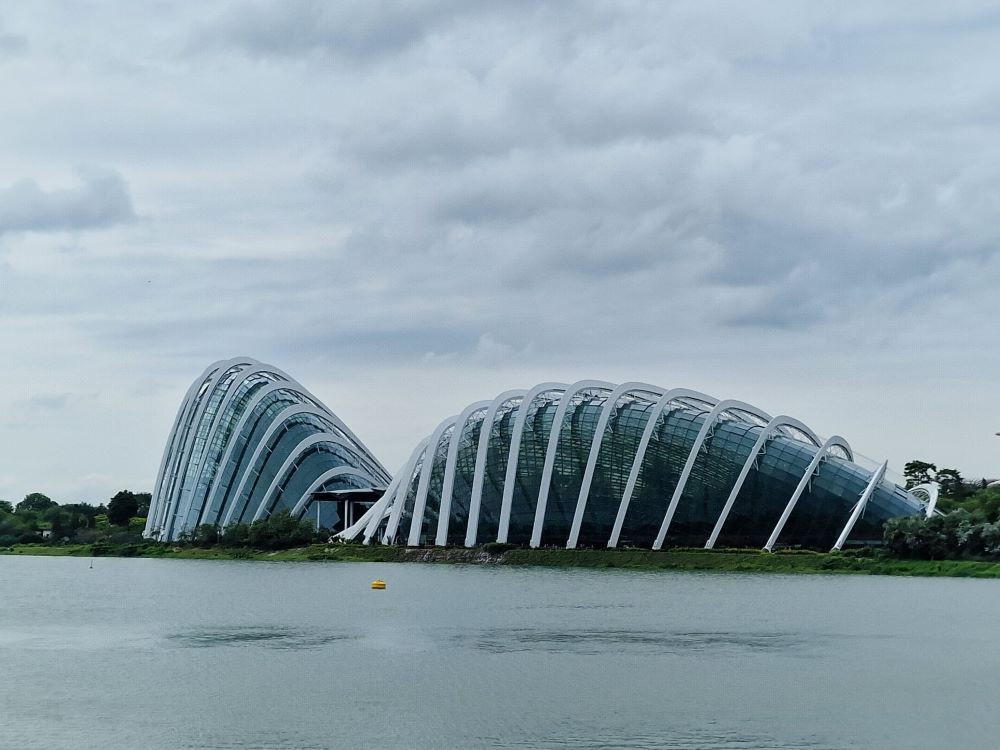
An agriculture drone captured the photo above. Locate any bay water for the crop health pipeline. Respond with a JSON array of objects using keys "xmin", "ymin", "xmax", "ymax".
[{"xmin": 1, "ymin": 556, "xmax": 997, "ymax": 749}]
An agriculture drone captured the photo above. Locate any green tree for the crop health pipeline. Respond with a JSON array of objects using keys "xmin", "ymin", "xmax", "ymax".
[
  {"xmin": 193, "ymin": 524, "xmax": 219, "ymax": 546},
  {"xmin": 903, "ymin": 460, "xmax": 937, "ymax": 489},
  {"xmin": 107, "ymin": 491, "xmax": 139, "ymax": 526},
  {"xmin": 0, "ymin": 500, "xmax": 12, "ymax": 513},
  {"xmin": 220, "ymin": 523, "xmax": 249, "ymax": 547},
  {"xmin": 936, "ymin": 468, "xmax": 966, "ymax": 500},
  {"xmin": 16, "ymin": 493, "xmax": 56, "ymax": 514}
]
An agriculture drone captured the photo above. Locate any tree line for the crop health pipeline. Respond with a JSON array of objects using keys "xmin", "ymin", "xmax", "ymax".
[
  {"xmin": 887, "ymin": 459, "xmax": 1000, "ymax": 560},
  {"xmin": 0, "ymin": 490, "xmax": 150, "ymax": 547}
]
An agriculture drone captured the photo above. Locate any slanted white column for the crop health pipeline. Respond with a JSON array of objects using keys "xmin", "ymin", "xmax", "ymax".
[
  {"xmin": 436, "ymin": 401, "xmax": 491, "ymax": 546},
  {"xmin": 530, "ymin": 381, "xmax": 614, "ymax": 548},
  {"xmin": 705, "ymin": 416, "xmax": 821, "ymax": 549},
  {"xmin": 652, "ymin": 400, "xmax": 772, "ymax": 550},
  {"xmin": 384, "ymin": 438, "xmax": 430, "ymax": 544},
  {"xmin": 763, "ymin": 435, "xmax": 852, "ymax": 552},
  {"xmin": 408, "ymin": 416, "xmax": 459, "ymax": 546},
  {"xmin": 832, "ymin": 461, "xmax": 888, "ymax": 551},
  {"xmin": 608, "ymin": 388, "xmax": 719, "ymax": 548},
  {"xmin": 465, "ymin": 390, "xmax": 526, "ymax": 547},
  {"xmin": 566, "ymin": 383, "xmax": 664, "ymax": 549},
  {"xmin": 497, "ymin": 383, "xmax": 567, "ymax": 543}
]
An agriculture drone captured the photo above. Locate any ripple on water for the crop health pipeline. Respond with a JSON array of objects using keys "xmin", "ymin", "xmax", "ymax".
[
  {"xmin": 166, "ymin": 625, "xmax": 355, "ymax": 650},
  {"xmin": 455, "ymin": 628, "xmax": 815, "ymax": 656},
  {"xmin": 492, "ymin": 726, "xmax": 840, "ymax": 750}
]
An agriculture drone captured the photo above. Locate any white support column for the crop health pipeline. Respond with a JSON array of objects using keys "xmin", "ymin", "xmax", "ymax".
[
  {"xmin": 652, "ymin": 400, "xmax": 772, "ymax": 550},
  {"xmin": 832, "ymin": 461, "xmax": 887, "ymax": 551},
  {"xmin": 705, "ymin": 416, "xmax": 822, "ymax": 549},
  {"xmin": 908, "ymin": 483, "xmax": 940, "ymax": 518},
  {"xmin": 408, "ymin": 416, "xmax": 459, "ymax": 547},
  {"xmin": 763, "ymin": 435, "xmax": 852, "ymax": 552},
  {"xmin": 162, "ymin": 358, "xmax": 250, "ymax": 539},
  {"xmin": 531, "ymin": 380, "xmax": 614, "ymax": 548},
  {"xmin": 566, "ymin": 383, "xmax": 664, "ymax": 549},
  {"xmin": 465, "ymin": 390, "xmax": 526, "ymax": 547},
  {"xmin": 384, "ymin": 439, "xmax": 430, "ymax": 544},
  {"xmin": 335, "ymin": 472, "xmax": 400, "ymax": 542},
  {"xmin": 146, "ymin": 368, "xmax": 207, "ymax": 537},
  {"xmin": 497, "ymin": 383, "xmax": 567, "ymax": 543},
  {"xmin": 436, "ymin": 402, "xmax": 491, "ymax": 547},
  {"xmin": 154, "ymin": 362, "xmax": 229, "ymax": 537},
  {"xmin": 607, "ymin": 388, "xmax": 719, "ymax": 548},
  {"xmin": 182, "ymin": 360, "xmax": 277, "ymax": 530}
]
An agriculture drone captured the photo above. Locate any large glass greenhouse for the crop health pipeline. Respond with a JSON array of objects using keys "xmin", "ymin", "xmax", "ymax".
[{"xmin": 147, "ymin": 360, "xmax": 929, "ymax": 550}]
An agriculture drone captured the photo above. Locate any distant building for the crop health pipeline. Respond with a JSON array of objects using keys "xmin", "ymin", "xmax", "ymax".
[
  {"xmin": 146, "ymin": 358, "xmax": 927, "ymax": 551},
  {"xmin": 144, "ymin": 358, "xmax": 390, "ymax": 542}
]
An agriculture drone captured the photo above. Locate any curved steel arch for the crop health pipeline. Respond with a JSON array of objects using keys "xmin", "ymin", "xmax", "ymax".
[
  {"xmin": 147, "ymin": 360, "xmax": 221, "ymax": 537},
  {"xmin": 498, "ymin": 382, "xmax": 568, "ymax": 544},
  {"xmin": 530, "ymin": 380, "xmax": 616, "ymax": 548},
  {"xmin": 219, "ymin": 403, "xmax": 344, "ymax": 528},
  {"xmin": 652, "ymin": 399, "xmax": 773, "ymax": 550},
  {"xmin": 176, "ymin": 361, "xmax": 284, "ymax": 532},
  {"xmin": 832, "ymin": 460, "xmax": 887, "ymax": 551},
  {"xmin": 704, "ymin": 415, "xmax": 822, "ymax": 549},
  {"xmin": 566, "ymin": 382, "xmax": 666, "ymax": 549},
  {"xmin": 608, "ymin": 388, "xmax": 720, "ymax": 548},
  {"xmin": 763, "ymin": 434, "xmax": 853, "ymax": 551},
  {"xmin": 407, "ymin": 415, "xmax": 460, "ymax": 547},
  {"xmin": 465, "ymin": 389, "xmax": 527, "ymax": 547},
  {"xmin": 908, "ymin": 483, "xmax": 940, "ymax": 518},
  {"xmin": 151, "ymin": 360, "xmax": 231, "ymax": 535},
  {"xmin": 383, "ymin": 438, "xmax": 430, "ymax": 544},
  {"xmin": 335, "ymin": 466, "xmax": 405, "ymax": 543},
  {"xmin": 435, "ymin": 401, "xmax": 491, "ymax": 546},
  {"xmin": 252, "ymin": 432, "xmax": 380, "ymax": 523},
  {"xmin": 182, "ymin": 363, "xmax": 284, "ymax": 526},
  {"xmin": 202, "ymin": 382, "xmax": 317, "ymax": 525},
  {"xmin": 162, "ymin": 357, "xmax": 255, "ymax": 539},
  {"xmin": 289, "ymin": 466, "xmax": 377, "ymax": 518}
]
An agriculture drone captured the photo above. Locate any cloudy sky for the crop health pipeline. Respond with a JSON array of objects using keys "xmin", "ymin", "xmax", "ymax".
[{"xmin": 1, "ymin": 1, "xmax": 998, "ymax": 504}]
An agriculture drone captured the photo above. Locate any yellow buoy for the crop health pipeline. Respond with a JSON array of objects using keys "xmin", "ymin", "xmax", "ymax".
[{"xmin": 371, "ymin": 578, "xmax": 386, "ymax": 590}]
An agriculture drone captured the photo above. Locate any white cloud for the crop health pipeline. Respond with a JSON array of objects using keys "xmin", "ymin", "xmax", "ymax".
[{"xmin": 0, "ymin": 0, "xmax": 998, "ymax": 504}]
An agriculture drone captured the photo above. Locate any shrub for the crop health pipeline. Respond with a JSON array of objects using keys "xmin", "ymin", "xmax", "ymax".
[{"xmin": 482, "ymin": 542, "xmax": 517, "ymax": 554}]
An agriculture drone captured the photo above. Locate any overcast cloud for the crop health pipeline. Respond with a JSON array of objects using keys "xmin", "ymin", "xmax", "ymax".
[{"xmin": 1, "ymin": 1, "xmax": 998, "ymax": 504}]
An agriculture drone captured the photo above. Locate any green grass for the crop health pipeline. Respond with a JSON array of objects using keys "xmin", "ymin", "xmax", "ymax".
[{"xmin": 4, "ymin": 542, "xmax": 1000, "ymax": 578}]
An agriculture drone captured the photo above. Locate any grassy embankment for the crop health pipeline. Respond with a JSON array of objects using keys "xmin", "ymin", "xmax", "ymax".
[{"xmin": 4, "ymin": 542, "xmax": 1000, "ymax": 578}]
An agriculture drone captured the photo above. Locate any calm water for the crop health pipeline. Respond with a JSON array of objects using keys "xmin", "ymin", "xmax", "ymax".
[{"xmin": 0, "ymin": 557, "xmax": 997, "ymax": 749}]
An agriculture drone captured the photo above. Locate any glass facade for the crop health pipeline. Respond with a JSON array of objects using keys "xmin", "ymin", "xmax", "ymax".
[
  {"xmin": 145, "ymin": 358, "xmax": 390, "ymax": 541},
  {"xmin": 367, "ymin": 381, "xmax": 926, "ymax": 550},
  {"xmin": 152, "ymin": 365, "xmax": 926, "ymax": 551}
]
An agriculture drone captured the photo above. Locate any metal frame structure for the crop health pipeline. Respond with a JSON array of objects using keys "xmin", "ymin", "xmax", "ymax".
[
  {"xmin": 145, "ymin": 358, "xmax": 388, "ymax": 541},
  {"xmin": 762, "ymin": 435, "xmax": 853, "ymax": 551},
  {"xmin": 704, "ymin": 415, "xmax": 822, "ymax": 549},
  {"xmin": 345, "ymin": 379, "xmax": 923, "ymax": 552}
]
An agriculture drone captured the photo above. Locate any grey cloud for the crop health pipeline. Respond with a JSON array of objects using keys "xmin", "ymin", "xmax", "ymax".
[
  {"xmin": 0, "ymin": 170, "xmax": 134, "ymax": 235},
  {"xmin": 195, "ymin": 0, "xmax": 494, "ymax": 60},
  {"xmin": 2, "ymin": 0, "xmax": 1000, "ymax": 500},
  {"xmin": 0, "ymin": 30, "xmax": 27, "ymax": 58}
]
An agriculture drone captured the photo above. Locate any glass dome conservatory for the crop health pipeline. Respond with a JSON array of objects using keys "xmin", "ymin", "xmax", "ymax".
[
  {"xmin": 144, "ymin": 357, "xmax": 390, "ymax": 541},
  {"xmin": 148, "ymin": 362, "xmax": 927, "ymax": 550},
  {"xmin": 340, "ymin": 380, "xmax": 927, "ymax": 551}
]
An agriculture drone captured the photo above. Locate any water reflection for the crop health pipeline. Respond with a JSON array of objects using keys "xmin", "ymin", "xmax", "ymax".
[
  {"xmin": 167, "ymin": 625, "xmax": 355, "ymax": 650},
  {"xmin": 495, "ymin": 727, "xmax": 837, "ymax": 749},
  {"xmin": 458, "ymin": 627, "xmax": 812, "ymax": 655}
]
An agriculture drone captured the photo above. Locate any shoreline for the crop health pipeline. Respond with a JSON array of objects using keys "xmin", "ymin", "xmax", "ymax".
[{"xmin": 4, "ymin": 543, "xmax": 1000, "ymax": 578}]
